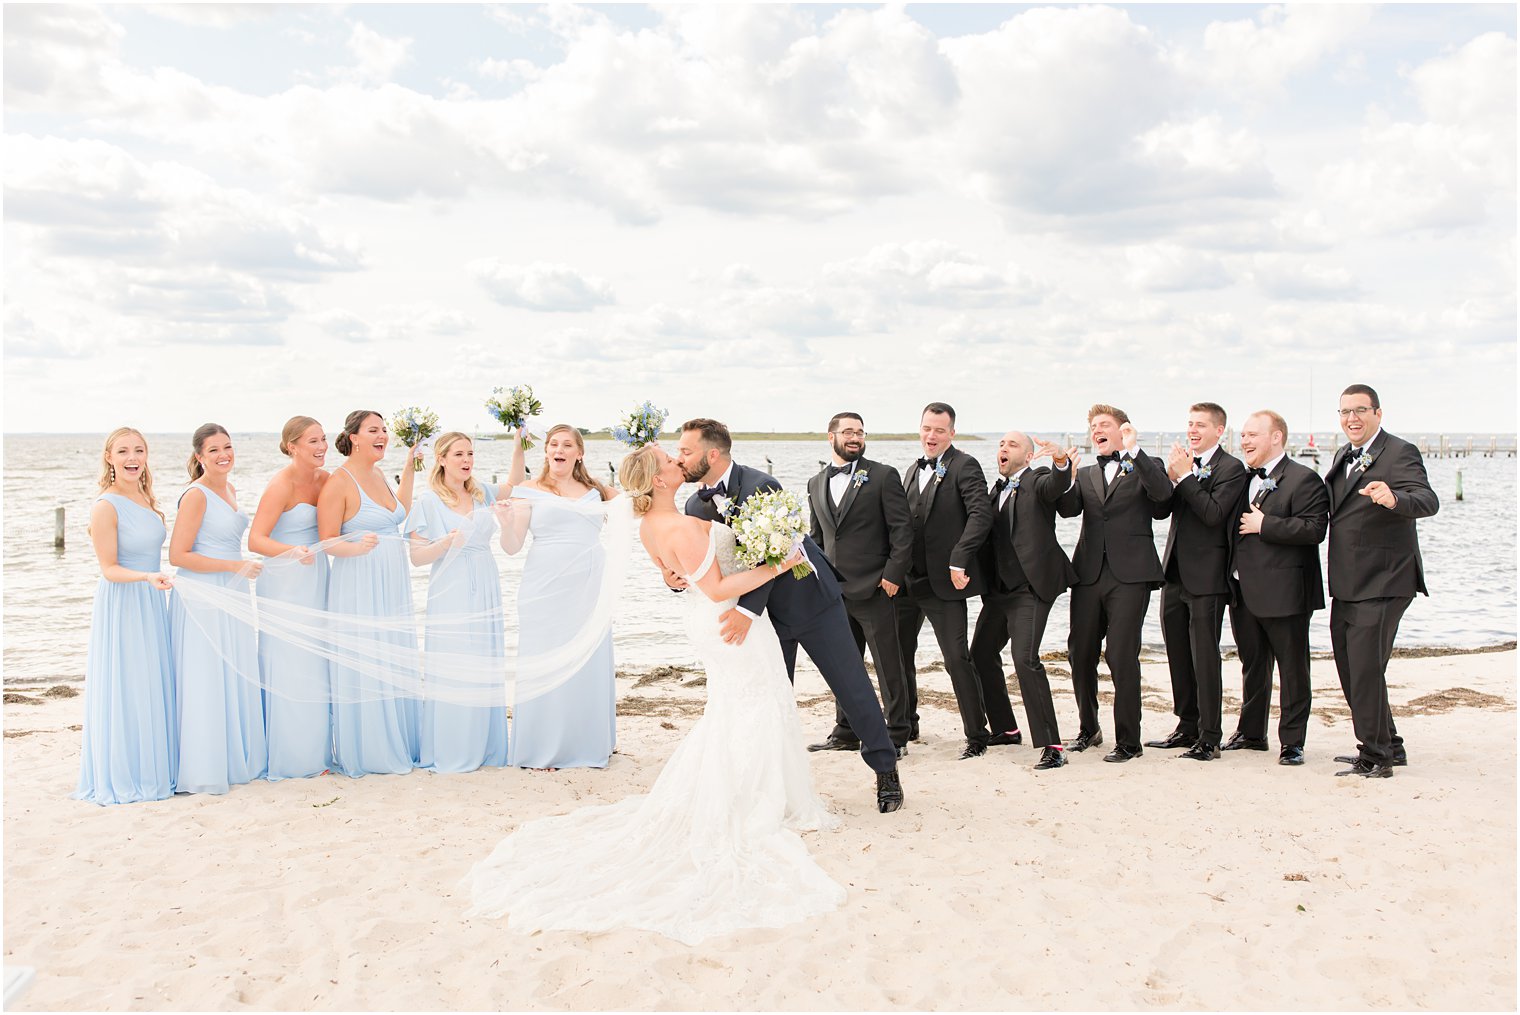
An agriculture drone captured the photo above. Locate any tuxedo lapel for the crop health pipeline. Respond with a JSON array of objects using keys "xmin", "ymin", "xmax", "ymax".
[
  {"xmin": 1102, "ymin": 459, "xmax": 1123, "ymax": 502},
  {"xmin": 919, "ymin": 447, "xmax": 950, "ymax": 519},
  {"xmin": 1331, "ymin": 434, "xmax": 1381, "ymax": 511},
  {"xmin": 834, "ymin": 461, "xmax": 865, "ymax": 524},
  {"xmin": 1253, "ymin": 457, "xmax": 1291, "ymax": 509},
  {"xmin": 810, "ymin": 469, "xmax": 838, "ymax": 540}
]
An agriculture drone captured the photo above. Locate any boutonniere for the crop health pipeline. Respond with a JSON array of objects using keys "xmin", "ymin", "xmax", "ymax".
[
  {"xmin": 933, "ymin": 463, "xmax": 947, "ymax": 484},
  {"xmin": 1119, "ymin": 459, "xmax": 1135, "ymax": 475},
  {"xmin": 1010, "ymin": 477, "xmax": 1021, "ymax": 491},
  {"xmin": 1261, "ymin": 478, "xmax": 1278, "ymax": 493},
  {"xmin": 1355, "ymin": 450, "xmax": 1375, "ymax": 473},
  {"xmin": 851, "ymin": 469, "xmax": 870, "ymax": 489},
  {"xmin": 1197, "ymin": 465, "xmax": 1213, "ymax": 481},
  {"xmin": 713, "ymin": 494, "xmax": 735, "ymax": 519}
]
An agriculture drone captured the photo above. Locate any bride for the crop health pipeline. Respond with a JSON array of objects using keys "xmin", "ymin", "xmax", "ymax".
[{"xmin": 464, "ymin": 445, "xmax": 846, "ymax": 944}]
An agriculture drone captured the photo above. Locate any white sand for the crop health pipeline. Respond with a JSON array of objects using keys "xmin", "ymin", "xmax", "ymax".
[{"xmin": 4, "ymin": 649, "xmax": 1515, "ymax": 1011}]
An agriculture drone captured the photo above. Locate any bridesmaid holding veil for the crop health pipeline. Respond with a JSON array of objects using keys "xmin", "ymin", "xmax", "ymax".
[
  {"xmin": 318, "ymin": 409, "xmax": 422, "ymax": 777},
  {"xmin": 406, "ymin": 432, "xmax": 510, "ymax": 773},
  {"xmin": 168, "ymin": 423, "xmax": 268, "ymax": 795},
  {"xmin": 75, "ymin": 427, "xmax": 178, "ymax": 806},
  {"xmin": 248, "ymin": 415, "xmax": 332, "ymax": 781},
  {"xmin": 499, "ymin": 424, "xmax": 618, "ymax": 770}
]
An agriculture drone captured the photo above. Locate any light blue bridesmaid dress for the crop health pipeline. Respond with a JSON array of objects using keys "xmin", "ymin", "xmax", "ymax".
[
  {"xmin": 508, "ymin": 487, "xmax": 616, "ymax": 769},
  {"xmin": 258, "ymin": 503, "xmax": 333, "ymax": 780},
  {"xmin": 169, "ymin": 484, "xmax": 268, "ymax": 794},
  {"xmin": 406, "ymin": 485, "xmax": 509, "ymax": 773},
  {"xmin": 74, "ymin": 494, "xmax": 178, "ymax": 806},
  {"xmin": 327, "ymin": 467, "xmax": 420, "ymax": 777}
]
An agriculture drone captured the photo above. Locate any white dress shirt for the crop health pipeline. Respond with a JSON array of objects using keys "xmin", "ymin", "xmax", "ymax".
[
  {"xmin": 1175, "ymin": 442, "xmax": 1219, "ymax": 487},
  {"xmin": 828, "ymin": 460, "xmax": 855, "ymax": 506},
  {"xmin": 1248, "ymin": 451, "xmax": 1287, "ymax": 503},
  {"xmin": 997, "ymin": 465, "xmax": 1029, "ymax": 510},
  {"xmin": 1103, "ymin": 445, "xmax": 1140, "ymax": 485},
  {"xmin": 916, "ymin": 452, "xmax": 942, "ymax": 492},
  {"xmin": 1344, "ymin": 428, "xmax": 1382, "ymax": 477}
]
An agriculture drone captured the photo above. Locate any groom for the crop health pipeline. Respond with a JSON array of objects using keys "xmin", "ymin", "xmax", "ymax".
[{"xmin": 671, "ymin": 418, "xmax": 904, "ymax": 814}]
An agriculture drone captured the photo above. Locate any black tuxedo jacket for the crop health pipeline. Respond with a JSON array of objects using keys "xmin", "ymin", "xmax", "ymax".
[
  {"xmin": 976, "ymin": 464, "xmax": 1077, "ymax": 604},
  {"xmin": 807, "ymin": 457, "xmax": 913, "ymax": 601},
  {"xmin": 1323, "ymin": 430, "xmax": 1439, "ymax": 601},
  {"xmin": 1161, "ymin": 447, "xmax": 1249, "ymax": 597},
  {"xmin": 901, "ymin": 444, "xmax": 995, "ymax": 600},
  {"xmin": 1228, "ymin": 456, "xmax": 1329, "ymax": 617},
  {"xmin": 683, "ymin": 461, "xmax": 846, "ymax": 628},
  {"xmin": 1057, "ymin": 448, "xmax": 1173, "ymax": 588}
]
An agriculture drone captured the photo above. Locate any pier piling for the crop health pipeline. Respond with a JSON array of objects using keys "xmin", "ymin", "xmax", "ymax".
[{"xmin": 54, "ymin": 507, "xmax": 65, "ymax": 549}]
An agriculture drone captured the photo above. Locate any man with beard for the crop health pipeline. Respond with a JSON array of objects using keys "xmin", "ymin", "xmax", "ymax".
[
  {"xmin": 673, "ymin": 417, "xmax": 904, "ymax": 812},
  {"xmin": 1227, "ymin": 409, "xmax": 1329, "ymax": 766},
  {"xmin": 896, "ymin": 402, "xmax": 997, "ymax": 759},
  {"xmin": 969, "ymin": 430, "xmax": 1079, "ymax": 771},
  {"xmin": 1325, "ymin": 384, "xmax": 1439, "ymax": 779},
  {"xmin": 806, "ymin": 412, "xmax": 915, "ymax": 756}
]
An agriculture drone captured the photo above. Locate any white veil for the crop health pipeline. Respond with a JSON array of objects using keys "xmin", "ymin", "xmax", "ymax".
[{"xmin": 168, "ymin": 491, "xmax": 637, "ymax": 707}]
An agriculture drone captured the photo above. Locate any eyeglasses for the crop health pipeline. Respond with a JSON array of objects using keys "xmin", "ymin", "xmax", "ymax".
[
  {"xmin": 832, "ymin": 429, "xmax": 867, "ymax": 439},
  {"xmin": 1336, "ymin": 406, "xmax": 1378, "ymax": 419}
]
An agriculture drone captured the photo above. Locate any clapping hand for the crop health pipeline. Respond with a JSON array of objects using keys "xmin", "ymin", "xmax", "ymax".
[
  {"xmin": 1119, "ymin": 422, "xmax": 1140, "ymax": 452},
  {"xmin": 1167, "ymin": 441, "xmax": 1193, "ymax": 481}
]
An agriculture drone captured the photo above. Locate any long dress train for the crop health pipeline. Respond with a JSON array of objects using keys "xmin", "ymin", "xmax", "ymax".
[{"xmin": 466, "ymin": 522, "xmax": 843, "ymax": 945}]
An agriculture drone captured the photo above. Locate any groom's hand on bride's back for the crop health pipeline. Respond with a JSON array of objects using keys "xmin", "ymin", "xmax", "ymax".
[
  {"xmin": 719, "ymin": 608, "xmax": 752, "ymax": 645},
  {"xmin": 663, "ymin": 566, "xmax": 689, "ymax": 591}
]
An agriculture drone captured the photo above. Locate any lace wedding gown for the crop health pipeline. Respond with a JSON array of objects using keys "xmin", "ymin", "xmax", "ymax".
[{"xmin": 464, "ymin": 522, "xmax": 844, "ymax": 944}]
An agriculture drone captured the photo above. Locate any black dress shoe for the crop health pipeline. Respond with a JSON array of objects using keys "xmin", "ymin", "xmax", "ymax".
[
  {"xmin": 1179, "ymin": 741, "xmax": 1220, "ymax": 761},
  {"xmin": 1145, "ymin": 728, "xmax": 1198, "ymax": 750},
  {"xmin": 908, "ymin": 727, "xmax": 921, "ymax": 742},
  {"xmin": 987, "ymin": 730, "xmax": 1023, "ymax": 746},
  {"xmin": 1033, "ymin": 746, "xmax": 1067, "ymax": 770},
  {"xmin": 1335, "ymin": 758, "xmax": 1393, "ymax": 778},
  {"xmin": 895, "ymin": 745, "xmax": 909, "ymax": 759},
  {"xmin": 1067, "ymin": 730, "xmax": 1104, "ymax": 752},
  {"xmin": 807, "ymin": 736, "xmax": 862, "ymax": 753},
  {"xmin": 1221, "ymin": 731, "xmax": 1270, "ymax": 752},
  {"xmin": 1279, "ymin": 746, "xmax": 1305, "ymax": 766},
  {"xmin": 959, "ymin": 741, "xmax": 988, "ymax": 760},
  {"xmin": 1335, "ymin": 751, "xmax": 1407, "ymax": 767},
  {"xmin": 1102, "ymin": 744, "xmax": 1143, "ymax": 763},
  {"xmin": 876, "ymin": 769, "xmax": 904, "ymax": 812}
]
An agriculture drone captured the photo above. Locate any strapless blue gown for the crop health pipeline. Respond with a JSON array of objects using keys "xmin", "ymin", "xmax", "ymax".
[
  {"xmin": 406, "ymin": 486, "xmax": 509, "ymax": 773},
  {"xmin": 169, "ymin": 484, "xmax": 268, "ymax": 794},
  {"xmin": 74, "ymin": 494, "xmax": 178, "ymax": 806},
  {"xmin": 328, "ymin": 468, "xmax": 420, "ymax": 776},
  {"xmin": 258, "ymin": 502, "xmax": 333, "ymax": 780},
  {"xmin": 508, "ymin": 488, "xmax": 616, "ymax": 769}
]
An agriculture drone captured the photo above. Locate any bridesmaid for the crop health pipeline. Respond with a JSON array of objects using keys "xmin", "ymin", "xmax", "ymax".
[
  {"xmin": 499, "ymin": 424, "xmax": 618, "ymax": 770},
  {"xmin": 249, "ymin": 415, "xmax": 332, "ymax": 781},
  {"xmin": 75, "ymin": 427, "xmax": 178, "ymax": 805},
  {"xmin": 406, "ymin": 432, "xmax": 510, "ymax": 773},
  {"xmin": 168, "ymin": 423, "xmax": 268, "ymax": 794},
  {"xmin": 317, "ymin": 408, "xmax": 422, "ymax": 777}
]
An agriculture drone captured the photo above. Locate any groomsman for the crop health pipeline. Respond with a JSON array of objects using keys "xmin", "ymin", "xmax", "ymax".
[
  {"xmin": 806, "ymin": 412, "xmax": 915, "ymax": 756},
  {"xmin": 1325, "ymin": 384, "xmax": 1439, "ymax": 778},
  {"xmin": 1226, "ymin": 410, "xmax": 1329, "ymax": 766},
  {"xmin": 1150, "ymin": 402, "xmax": 1248, "ymax": 761},
  {"xmin": 1058, "ymin": 404, "xmax": 1173, "ymax": 762},
  {"xmin": 969, "ymin": 430, "xmax": 1078, "ymax": 771},
  {"xmin": 895, "ymin": 402, "xmax": 997, "ymax": 759}
]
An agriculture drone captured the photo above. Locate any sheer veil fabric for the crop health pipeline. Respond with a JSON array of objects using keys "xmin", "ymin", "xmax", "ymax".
[
  {"xmin": 463, "ymin": 522, "xmax": 843, "ymax": 945},
  {"xmin": 167, "ymin": 493, "xmax": 633, "ymax": 707}
]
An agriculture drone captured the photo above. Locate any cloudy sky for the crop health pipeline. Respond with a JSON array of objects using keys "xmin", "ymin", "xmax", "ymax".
[{"xmin": 4, "ymin": 3, "xmax": 1515, "ymax": 437}]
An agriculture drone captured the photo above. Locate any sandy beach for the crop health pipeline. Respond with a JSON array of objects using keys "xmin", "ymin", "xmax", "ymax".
[{"xmin": 4, "ymin": 647, "xmax": 1515, "ymax": 1011}]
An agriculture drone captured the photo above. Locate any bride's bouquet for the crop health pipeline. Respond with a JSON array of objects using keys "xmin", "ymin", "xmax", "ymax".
[
  {"xmin": 610, "ymin": 400, "xmax": 668, "ymax": 449},
  {"xmin": 485, "ymin": 385, "xmax": 543, "ymax": 450},
  {"xmin": 389, "ymin": 406, "xmax": 440, "ymax": 471},
  {"xmin": 731, "ymin": 489, "xmax": 814, "ymax": 579}
]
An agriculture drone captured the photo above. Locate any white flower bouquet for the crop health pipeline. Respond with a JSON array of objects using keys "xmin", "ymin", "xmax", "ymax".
[
  {"xmin": 485, "ymin": 385, "xmax": 543, "ymax": 449},
  {"xmin": 731, "ymin": 489, "xmax": 813, "ymax": 579},
  {"xmin": 389, "ymin": 406, "xmax": 440, "ymax": 471},
  {"xmin": 611, "ymin": 400, "xmax": 668, "ymax": 449}
]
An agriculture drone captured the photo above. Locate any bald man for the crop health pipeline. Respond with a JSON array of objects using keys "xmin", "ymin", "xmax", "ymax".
[{"xmin": 969, "ymin": 431, "xmax": 1079, "ymax": 770}]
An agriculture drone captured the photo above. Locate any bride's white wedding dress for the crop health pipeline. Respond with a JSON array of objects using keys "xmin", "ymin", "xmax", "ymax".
[{"xmin": 464, "ymin": 522, "xmax": 844, "ymax": 944}]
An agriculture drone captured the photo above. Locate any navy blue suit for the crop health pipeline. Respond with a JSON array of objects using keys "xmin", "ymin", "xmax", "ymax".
[{"xmin": 684, "ymin": 462, "xmax": 896, "ymax": 775}]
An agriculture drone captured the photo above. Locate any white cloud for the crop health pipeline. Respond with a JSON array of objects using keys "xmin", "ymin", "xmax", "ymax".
[
  {"xmin": 1125, "ymin": 244, "xmax": 1234, "ymax": 292},
  {"xmin": 1251, "ymin": 258, "xmax": 1360, "ymax": 300},
  {"xmin": 823, "ymin": 240, "xmax": 1049, "ymax": 309},
  {"xmin": 334, "ymin": 22, "xmax": 413, "ymax": 86},
  {"xmin": 1193, "ymin": 4, "xmax": 1375, "ymax": 95},
  {"xmin": 314, "ymin": 304, "xmax": 475, "ymax": 343},
  {"xmin": 468, "ymin": 260, "xmax": 616, "ymax": 312}
]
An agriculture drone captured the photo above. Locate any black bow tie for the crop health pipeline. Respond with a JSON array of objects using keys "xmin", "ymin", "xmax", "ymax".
[
  {"xmin": 1249, "ymin": 467, "xmax": 1269, "ymax": 479},
  {"xmin": 1098, "ymin": 451, "xmax": 1122, "ymax": 465},
  {"xmin": 1193, "ymin": 456, "xmax": 1206, "ymax": 468},
  {"xmin": 993, "ymin": 477, "xmax": 1009, "ymax": 494},
  {"xmin": 696, "ymin": 480, "xmax": 728, "ymax": 502},
  {"xmin": 917, "ymin": 456, "xmax": 938, "ymax": 471},
  {"xmin": 827, "ymin": 464, "xmax": 852, "ymax": 478}
]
